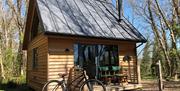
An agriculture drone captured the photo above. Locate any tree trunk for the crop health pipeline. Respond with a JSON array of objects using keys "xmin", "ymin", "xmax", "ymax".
[
  {"xmin": 17, "ymin": 42, "xmax": 23, "ymax": 76},
  {"xmin": 0, "ymin": 49, "xmax": 5, "ymax": 79},
  {"xmin": 148, "ymin": 0, "xmax": 171, "ymax": 76},
  {"xmin": 155, "ymin": 0, "xmax": 180, "ymax": 78},
  {"xmin": 155, "ymin": 0, "xmax": 180, "ymax": 61},
  {"xmin": 157, "ymin": 60, "xmax": 163, "ymax": 91}
]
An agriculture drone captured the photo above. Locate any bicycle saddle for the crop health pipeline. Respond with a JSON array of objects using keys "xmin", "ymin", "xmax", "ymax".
[{"xmin": 58, "ymin": 73, "xmax": 68, "ymax": 78}]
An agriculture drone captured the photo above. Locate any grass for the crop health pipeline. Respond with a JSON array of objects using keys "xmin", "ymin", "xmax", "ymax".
[{"xmin": 0, "ymin": 76, "xmax": 34, "ymax": 91}]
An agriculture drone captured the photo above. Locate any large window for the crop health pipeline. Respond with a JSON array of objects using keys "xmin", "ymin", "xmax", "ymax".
[
  {"xmin": 74, "ymin": 44, "xmax": 119, "ymax": 68},
  {"xmin": 74, "ymin": 44, "xmax": 118, "ymax": 79},
  {"xmin": 30, "ymin": 8, "xmax": 43, "ymax": 41}
]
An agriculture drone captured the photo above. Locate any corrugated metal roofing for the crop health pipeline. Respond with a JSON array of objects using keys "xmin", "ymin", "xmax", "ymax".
[{"xmin": 36, "ymin": 0, "xmax": 146, "ymax": 42}]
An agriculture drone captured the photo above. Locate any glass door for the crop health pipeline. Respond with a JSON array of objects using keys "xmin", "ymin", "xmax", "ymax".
[{"xmin": 74, "ymin": 44, "xmax": 119, "ymax": 79}]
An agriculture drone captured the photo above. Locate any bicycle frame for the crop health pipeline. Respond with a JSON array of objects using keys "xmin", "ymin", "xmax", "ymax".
[
  {"xmin": 42, "ymin": 68, "xmax": 104, "ymax": 91},
  {"xmin": 61, "ymin": 68, "xmax": 89, "ymax": 91}
]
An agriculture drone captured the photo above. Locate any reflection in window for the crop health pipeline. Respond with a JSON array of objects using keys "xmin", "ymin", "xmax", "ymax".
[
  {"xmin": 30, "ymin": 8, "xmax": 43, "ymax": 41},
  {"xmin": 74, "ymin": 44, "xmax": 118, "ymax": 67},
  {"xmin": 32, "ymin": 48, "xmax": 38, "ymax": 69}
]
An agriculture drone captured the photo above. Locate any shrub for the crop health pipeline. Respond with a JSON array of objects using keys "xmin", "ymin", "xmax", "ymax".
[
  {"xmin": 6, "ymin": 81, "xmax": 17, "ymax": 88},
  {"xmin": 14, "ymin": 75, "xmax": 26, "ymax": 84}
]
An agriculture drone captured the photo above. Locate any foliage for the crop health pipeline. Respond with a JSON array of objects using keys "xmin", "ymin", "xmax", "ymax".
[
  {"xmin": 127, "ymin": 0, "xmax": 180, "ymax": 78},
  {"xmin": 172, "ymin": 24, "xmax": 180, "ymax": 39},
  {"xmin": 140, "ymin": 40, "xmax": 152, "ymax": 78},
  {"xmin": 0, "ymin": 0, "xmax": 28, "ymax": 79},
  {"xmin": 0, "ymin": 76, "xmax": 34, "ymax": 91}
]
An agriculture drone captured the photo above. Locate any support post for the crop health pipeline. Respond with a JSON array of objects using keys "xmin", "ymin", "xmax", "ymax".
[
  {"xmin": 157, "ymin": 60, "xmax": 163, "ymax": 91},
  {"xmin": 137, "ymin": 60, "xmax": 141, "ymax": 83}
]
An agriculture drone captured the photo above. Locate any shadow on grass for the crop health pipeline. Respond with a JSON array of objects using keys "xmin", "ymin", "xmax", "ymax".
[{"xmin": 0, "ymin": 81, "xmax": 34, "ymax": 91}]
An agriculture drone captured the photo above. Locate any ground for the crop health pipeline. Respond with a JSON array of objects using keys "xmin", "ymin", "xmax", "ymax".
[
  {"xmin": 141, "ymin": 80, "xmax": 180, "ymax": 91},
  {"xmin": 0, "ymin": 83, "xmax": 34, "ymax": 91},
  {"xmin": 1, "ymin": 80, "xmax": 180, "ymax": 91}
]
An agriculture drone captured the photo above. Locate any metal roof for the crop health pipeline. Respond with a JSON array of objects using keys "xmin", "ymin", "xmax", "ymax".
[{"xmin": 36, "ymin": 0, "xmax": 146, "ymax": 42}]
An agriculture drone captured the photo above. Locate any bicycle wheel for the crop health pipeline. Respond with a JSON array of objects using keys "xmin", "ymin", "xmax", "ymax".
[
  {"xmin": 42, "ymin": 80, "xmax": 65, "ymax": 91},
  {"xmin": 80, "ymin": 79, "xmax": 106, "ymax": 91}
]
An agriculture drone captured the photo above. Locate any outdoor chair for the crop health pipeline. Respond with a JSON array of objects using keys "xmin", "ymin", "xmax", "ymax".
[
  {"xmin": 111, "ymin": 66, "xmax": 121, "ymax": 83},
  {"xmin": 112, "ymin": 66, "xmax": 121, "ymax": 75},
  {"xmin": 99, "ymin": 66, "xmax": 111, "ymax": 84}
]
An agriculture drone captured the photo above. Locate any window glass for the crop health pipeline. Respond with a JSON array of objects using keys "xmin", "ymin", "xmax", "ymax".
[
  {"xmin": 74, "ymin": 44, "xmax": 118, "ymax": 67},
  {"xmin": 32, "ymin": 48, "xmax": 38, "ymax": 69},
  {"xmin": 38, "ymin": 22, "xmax": 43, "ymax": 34},
  {"xmin": 30, "ymin": 8, "xmax": 43, "ymax": 41}
]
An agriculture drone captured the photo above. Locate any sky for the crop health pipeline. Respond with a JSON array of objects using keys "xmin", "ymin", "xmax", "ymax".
[
  {"xmin": 121, "ymin": 0, "xmax": 180, "ymax": 55},
  {"xmin": 112, "ymin": 0, "xmax": 147, "ymax": 57},
  {"xmin": 1, "ymin": 0, "xmax": 26, "ymax": 16}
]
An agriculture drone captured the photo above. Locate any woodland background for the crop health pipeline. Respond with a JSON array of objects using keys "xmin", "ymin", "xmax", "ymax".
[{"xmin": 0, "ymin": 0, "xmax": 180, "ymax": 88}]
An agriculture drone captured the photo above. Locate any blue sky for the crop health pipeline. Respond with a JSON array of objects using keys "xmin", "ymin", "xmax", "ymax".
[
  {"xmin": 111, "ymin": 0, "xmax": 147, "ymax": 57},
  {"xmin": 121, "ymin": 0, "xmax": 180, "ymax": 54},
  {"xmin": 2, "ymin": 0, "xmax": 26, "ymax": 16}
]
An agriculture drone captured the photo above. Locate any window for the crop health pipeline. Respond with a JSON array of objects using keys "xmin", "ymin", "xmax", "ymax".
[
  {"xmin": 30, "ymin": 8, "xmax": 43, "ymax": 41},
  {"xmin": 74, "ymin": 44, "xmax": 119, "ymax": 79},
  {"xmin": 32, "ymin": 48, "xmax": 38, "ymax": 69},
  {"xmin": 38, "ymin": 22, "xmax": 43, "ymax": 34},
  {"xmin": 74, "ymin": 44, "xmax": 119, "ymax": 67}
]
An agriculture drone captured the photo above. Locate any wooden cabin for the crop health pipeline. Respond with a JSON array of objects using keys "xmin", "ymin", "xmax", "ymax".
[{"xmin": 23, "ymin": 0, "xmax": 146, "ymax": 91}]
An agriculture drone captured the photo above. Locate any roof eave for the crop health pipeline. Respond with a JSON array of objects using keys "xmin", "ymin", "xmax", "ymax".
[
  {"xmin": 44, "ymin": 31, "xmax": 146, "ymax": 43},
  {"xmin": 22, "ymin": 0, "xmax": 36, "ymax": 50}
]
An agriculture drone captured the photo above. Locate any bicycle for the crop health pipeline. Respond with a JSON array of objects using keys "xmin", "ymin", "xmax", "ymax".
[{"xmin": 42, "ymin": 67, "xmax": 106, "ymax": 91}]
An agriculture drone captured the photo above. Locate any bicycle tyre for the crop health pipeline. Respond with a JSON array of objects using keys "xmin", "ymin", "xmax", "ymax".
[
  {"xmin": 80, "ymin": 79, "xmax": 106, "ymax": 91},
  {"xmin": 42, "ymin": 80, "xmax": 65, "ymax": 91}
]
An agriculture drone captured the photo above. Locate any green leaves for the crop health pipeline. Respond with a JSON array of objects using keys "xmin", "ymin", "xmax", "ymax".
[
  {"xmin": 172, "ymin": 24, "xmax": 180, "ymax": 39},
  {"xmin": 169, "ymin": 48, "xmax": 177, "ymax": 57}
]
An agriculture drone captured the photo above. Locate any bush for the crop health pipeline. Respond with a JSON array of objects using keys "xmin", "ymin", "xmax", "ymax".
[
  {"xmin": 0, "ymin": 75, "xmax": 26, "ymax": 88},
  {"xmin": 6, "ymin": 81, "xmax": 17, "ymax": 88},
  {"xmin": 0, "ymin": 75, "xmax": 34, "ymax": 91},
  {"xmin": 14, "ymin": 76, "xmax": 26, "ymax": 84}
]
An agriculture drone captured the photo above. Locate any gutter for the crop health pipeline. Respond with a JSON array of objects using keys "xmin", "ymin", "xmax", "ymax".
[
  {"xmin": 136, "ymin": 42, "xmax": 144, "ymax": 48},
  {"xmin": 44, "ymin": 31, "xmax": 146, "ymax": 43}
]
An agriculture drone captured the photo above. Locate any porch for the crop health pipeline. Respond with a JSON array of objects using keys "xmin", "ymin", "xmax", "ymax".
[
  {"xmin": 80, "ymin": 83, "xmax": 142, "ymax": 91},
  {"xmin": 68, "ymin": 66, "xmax": 142, "ymax": 91}
]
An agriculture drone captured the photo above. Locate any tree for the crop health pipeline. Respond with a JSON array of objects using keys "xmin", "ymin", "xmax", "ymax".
[
  {"xmin": 0, "ymin": 0, "xmax": 5, "ymax": 79},
  {"xmin": 6, "ymin": 0, "xmax": 29, "ymax": 76},
  {"xmin": 140, "ymin": 39, "xmax": 151, "ymax": 77},
  {"xmin": 127, "ymin": 0, "xmax": 180, "ymax": 78},
  {"xmin": 0, "ymin": 0, "xmax": 28, "ymax": 79},
  {"xmin": 151, "ymin": 37, "xmax": 165, "ymax": 76}
]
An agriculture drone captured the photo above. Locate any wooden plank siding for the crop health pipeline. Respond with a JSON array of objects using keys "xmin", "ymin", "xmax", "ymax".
[
  {"xmin": 26, "ymin": 36, "xmax": 138, "ymax": 91},
  {"xmin": 47, "ymin": 38, "xmax": 74, "ymax": 91},
  {"xmin": 119, "ymin": 44, "xmax": 138, "ymax": 83},
  {"xmin": 48, "ymin": 38, "xmax": 74, "ymax": 79},
  {"xmin": 47, "ymin": 37, "xmax": 138, "ymax": 85},
  {"xmin": 27, "ymin": 33, "xmax": 48, "ymax": 91},
  {"xmin": 26, "ymin": 35, "xmax": 138, "ymax": 91}
]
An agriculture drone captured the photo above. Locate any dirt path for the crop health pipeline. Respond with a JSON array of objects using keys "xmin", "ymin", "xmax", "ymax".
[{"xmin": 141, "ymin": 80, "xmax": 180, "ymax": 91}]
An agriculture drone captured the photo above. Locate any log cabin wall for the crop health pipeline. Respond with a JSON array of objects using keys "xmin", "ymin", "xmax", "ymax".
[
  {"xmin": 26, "ymin": 35, "xmax": 138, "ymax": 91},
  {"xmin": 47, "ymin": 38, "xmax": 74, "ymax": 91},
  {"xmin": 48, "ymin": 38, "xmax": 74, "ymax": 81},
  {"xmin": 27, "ymin": 33, "xmax": 48, "ymax": 91},
  {"xmin": 47, "ymin": 37, "xmax": 138, "ymax": 85}
]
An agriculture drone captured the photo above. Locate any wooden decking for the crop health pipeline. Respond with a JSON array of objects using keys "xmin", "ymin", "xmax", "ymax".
[{"xmin": 106, "ymin": 84, "xmax": 142, "ymax": 91}]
